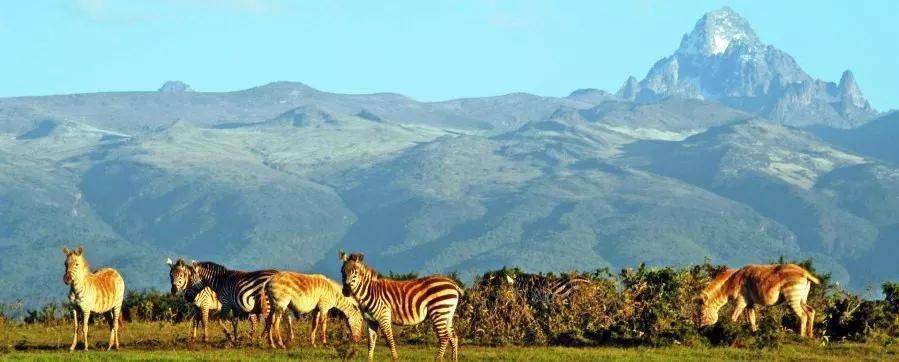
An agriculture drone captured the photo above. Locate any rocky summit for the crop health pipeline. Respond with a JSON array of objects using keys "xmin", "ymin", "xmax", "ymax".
[{"xmin": 617, "ymin": 7, "xmax": 876, "ymax": 128}]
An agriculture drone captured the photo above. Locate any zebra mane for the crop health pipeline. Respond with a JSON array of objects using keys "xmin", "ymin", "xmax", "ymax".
[
  {"xmin": 194, "ymin": 261, "xmax": 230, "ymax": 275},
  {"xmin": 701, "ymin": 268, "xmax": 736, "ymax": 302},
  {"xmin": 363, "ymin": 263, "xmax": 379, "ymax": 281}
]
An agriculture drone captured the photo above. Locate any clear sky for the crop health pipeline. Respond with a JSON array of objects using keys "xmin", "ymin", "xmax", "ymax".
[{"xmin": 1, "ymin": 1, "xmax": 896, "ymax": 109}]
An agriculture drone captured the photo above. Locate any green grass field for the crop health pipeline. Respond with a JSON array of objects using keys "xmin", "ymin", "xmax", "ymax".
[{"xmin": 1, "ymin": 322, "xmax": 897, "ymax": 361}]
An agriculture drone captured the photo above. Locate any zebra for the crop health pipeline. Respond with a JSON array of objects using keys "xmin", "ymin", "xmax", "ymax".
[
  {"xmin": 168, "ymin": 259, "xmax": 276, "ymax": 343},
  {"xmin": 698, "ymin": 264, "xmax": 820, "ymax": 337},
  {"xmin": 339, "ymin": 251, "xmax": 463, "ymax": 361},
  {"xmin": 479, "ymin": 269, "xmax": 590, "ymax": 307},
  {"xmin": 63, "ymin": 246, "xmax": 125, "ymax": 351},
  {"xmin": 264, "ymin": 271, "xmax": 365, "ymax": 348},
  {"xmin": 168, "ymin": 258, "xmax": 228, "ymax": 343}
]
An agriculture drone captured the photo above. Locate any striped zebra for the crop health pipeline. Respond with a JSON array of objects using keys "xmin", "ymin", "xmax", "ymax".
[
  {"xmin": 480, "ymin": 270, "xmax": 590, "ymax": 307},
  {"xmin": 63, "ymin": 246, "xmax": 126, "ymax": 351},
  {"xmin": 339, "ymin": 251, "xmax": 463, "ymax": 361},
  {"xmin": 264, "ymin": 271, "xmax": 365, "ymax": 348},
  {"xmin": 168, "ymin": 260, "xmax": 276, "ymax": 343},
  {"xmin": 168, "ymin": 258, "xmax": 228, "ymax": 343},
  {"xmin": 698, "ymin": 264, "xmax": 820, "ymax": 337}
]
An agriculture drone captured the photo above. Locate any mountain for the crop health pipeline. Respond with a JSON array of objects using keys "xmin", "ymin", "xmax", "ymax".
[
  {"xmin": 0, "ymin": 82, "xmax": 594, "ymax": 136},
  {"xmin": 1, "ymin": 7, "xmax": 896, "ymax": 305},
  {"xmin": 617, "ymin": 7, "xmax": 877, "ymax": 128},
  {"xmin": 158, "ymin": 81, "xmax": 194, "ymax": 93}
]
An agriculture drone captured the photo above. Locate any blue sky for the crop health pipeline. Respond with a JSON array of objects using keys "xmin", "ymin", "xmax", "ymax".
[{"xmin": 1, "ymin": 1, "xmax": 896, "ymax": 109}]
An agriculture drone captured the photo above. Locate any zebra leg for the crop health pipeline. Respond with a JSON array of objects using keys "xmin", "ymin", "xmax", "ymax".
[
  {"xmin": 310, "ymin": 309, "xmax": 320, "ymax": 347},
  {"xmin": 804, "ymin": 304, "xmax": 816, "ymax": 338},
  {"xmin": 287, "ymin": 313, "xmax": 294, "ymax": 343},
  {"xmin": 249, "ymin": 314, "xmax": 258, "ymax": 338},
  {"xmin": 788, "ymin": 300, "xmax": 807, "ymax": 337},
  {"xmin": 320, "ymin": 311, "xmax": 329, "ymax": 345},
  {"xmin": 274, "ymin": 310, "xmax": 285, "ymax": 349},
  {"xmin": 201, "ymin": 308, "xmax": 211, "ymax": 343},
  {"xmin": 377, "ymin": 317, "xmax": 398, "ymax": 362},
  {"xmin": 431, "ymin": 307, "xmax": 455, "ymax": 362},
  {"xmin": 107, "ymin": 308, "xmax": 119, "ymax": 351},
  {"xmin": 730, "ymin": 297, "xmax": 747, "ymax": 324},
  {"xmin": 81, "ymin": 310, "xmax": 91, "ymax": 351},
  {"xmin": 231, "ymin": 316, "xmax": 240, "ymax": 344},
  {"xmin": 69, "ymin": 308, "xmax": 79, "ymax": 352},
  {"xmin": 264, "ymin": 308, "xmax": 276, "ymax": 348},
  {"xmin": 747, "ymin": 307, "xmax": 759, "ymax": 332},
  {"xmin": 433, "ymin": 325, "xmax": 450, "ymax": 361},
  {"xmin": 217, "ymin": 308, "xmax": 233, "ymax": 342},
  {"xmin": 366, "ymin": 321, "xmax": 379, "ymax": 362},
  {"xmin": 450, "ymin": 331, "xmax": 459, "ymax": 362},
  {"xmin": 190, "ymin": 309, "xmax": 199, "ymax": 344}
]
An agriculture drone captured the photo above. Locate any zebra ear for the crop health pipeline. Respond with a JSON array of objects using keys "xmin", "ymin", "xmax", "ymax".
[
  {"xmin": 356, "ymin": 253, "xmax": 364, "ymax": 262},
  {"xmin": 166, "ymin": 257, "xmax": 174, "ymax": 266},
  {"xmin": 339, "ymin": 250, "xmax": 348, "ymax": 262},
  {"xmin": 63, "ymin": 246, "xmax": 71, "ymax": 255},
  {"xmin": 74, "ymin": 245, "xmax": 83, "ymax": 255}
]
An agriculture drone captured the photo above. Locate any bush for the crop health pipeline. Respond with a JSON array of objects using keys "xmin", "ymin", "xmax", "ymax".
[{"xmin": 15, "ymin": 259, "xmax": 899, "ymax": 348}]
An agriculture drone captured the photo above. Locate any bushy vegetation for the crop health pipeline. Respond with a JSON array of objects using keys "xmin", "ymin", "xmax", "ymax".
[
  {"xmin": 455, "ymin": 260, "xmax": 898, "ymax": 348},
  {"xmin": 14, "ymin": 261, "xmax": 899, "ymax": 350}
]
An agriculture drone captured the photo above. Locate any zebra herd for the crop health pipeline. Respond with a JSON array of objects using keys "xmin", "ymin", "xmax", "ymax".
[{"xmin": 62, "ymin": 245, "xmax": 822, "ymax": 360}]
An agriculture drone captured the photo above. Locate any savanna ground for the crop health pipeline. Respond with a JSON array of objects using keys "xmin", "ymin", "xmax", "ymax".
[
  {"xmin": 1, "ymin": 321, "xmax": 896, "ymax": 361},
  {"xmin": 5, "ymin": 262, "xmax": 899, "ymax": 360}
]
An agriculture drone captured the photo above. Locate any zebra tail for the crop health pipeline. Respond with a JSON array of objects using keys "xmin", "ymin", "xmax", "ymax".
[{"xmin": 805, "ymin": 272, "xmax": 820, "ymax": 285}]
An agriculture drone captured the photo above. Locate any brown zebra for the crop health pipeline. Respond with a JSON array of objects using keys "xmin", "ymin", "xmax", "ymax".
[
  {"xmin": 339, "ymin": 251, "xmax": 463, "ymax": 361},
  {"xmin": 698, "ymin": 264, "xmax": 820, "ymax": 337},
  {"xmin": 63, "ymin": 246, "xmax": 126, "ymax": 351},
  {"xmin": 264, "ymin": 271, "xmax": 365, "ymax": 348}
]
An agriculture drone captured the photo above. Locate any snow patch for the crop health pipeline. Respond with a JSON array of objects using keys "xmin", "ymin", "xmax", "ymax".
[{"xmin": 600, "ymin": 124, "xmax": 701, "ymax": 141}]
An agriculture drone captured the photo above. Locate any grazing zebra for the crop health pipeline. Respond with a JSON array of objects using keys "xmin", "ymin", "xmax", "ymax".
[
  {"xmin": 480, "ymin": 269, "xmax": 590, "ymax": 307},
  {"xmin": 698, "ymin": 264, "xmax": 820, "ymax": 337},
  {"xmin": 264, "ymin": 271, "xmax": 365, "ymax": 348},
  {"xmin": 168, "ymin": 260, "xmax": 276, "ymax": 343},
  {"xmin": 63, "ymin": 246, "xmax": 125, "ymax": 351},
  {"xmin": 339, "ymin": 251, "xmax": 463, "ymax": 361},
  {"xmin": 167, "ymin": 258, "xmax": 227, "ymax": 342}
]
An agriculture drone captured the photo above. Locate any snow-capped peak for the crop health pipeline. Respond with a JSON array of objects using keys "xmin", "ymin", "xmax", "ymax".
[{"xmin": 677, "ymin": 7, "xmax": 760, "ymax": 56}]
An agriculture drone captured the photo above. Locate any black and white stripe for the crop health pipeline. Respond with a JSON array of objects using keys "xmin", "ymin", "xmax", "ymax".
[
  {"xmin": 340, "ymin": 252, "xmax": 462, "ymax": 361},
  {"xmin": 189, "ymin": 261, "xmax": 277, "ymax": 341},
  {"xmin": 481, "ymin": 271, "xmax": 590, "ymax": 307}
]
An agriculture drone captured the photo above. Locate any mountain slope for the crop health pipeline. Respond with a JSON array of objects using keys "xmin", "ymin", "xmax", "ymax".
[
  {"xmin": 621, "ymin": 120, "xmax": 897, "ymax": 285},
  {"xmin": 810, "ymin": 111, "xmax": 899, "ymax": 165}
]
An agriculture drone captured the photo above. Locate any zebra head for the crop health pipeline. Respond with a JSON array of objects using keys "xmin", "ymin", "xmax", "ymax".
[
  {"xmin": 62, "ymin": 246, "xmax": 86, "ymax": 285},
  {"xmin": 167, "ymin": 258, "xmax": 190, "ymax": 296},
  {"xmin": 697, "ymin": 293, "xmax": 722, "ymax": 327},
  {"xmin": 478, "ymin": 268, "xmax": 517, "ymax": 288},
  {"xmin": 339, "ymin": 250, "xmax": 371, "ymax": 298},
  {"xmin": 697, "ymin": 268, "xmax": 736, "ymax": 327}
]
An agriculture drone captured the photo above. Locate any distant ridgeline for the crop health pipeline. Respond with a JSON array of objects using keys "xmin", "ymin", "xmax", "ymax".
[{"xmin": 0, "ymin": 7, "xmax": 897, "ymax": 305}]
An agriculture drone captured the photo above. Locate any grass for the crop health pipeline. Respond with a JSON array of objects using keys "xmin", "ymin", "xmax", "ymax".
[{"xmin": 1, "ymin": 322, "xmax": 897, "ymax": 361}]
